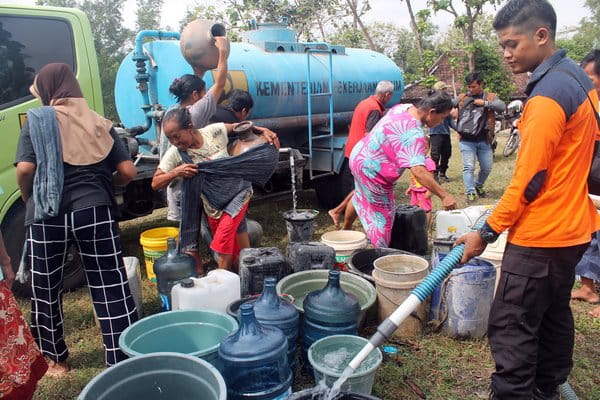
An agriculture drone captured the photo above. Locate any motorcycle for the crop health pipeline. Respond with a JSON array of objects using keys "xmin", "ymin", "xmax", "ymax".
[{"xmin": 502, "ymin": 100, "xmax": 524, "ymax": 157}]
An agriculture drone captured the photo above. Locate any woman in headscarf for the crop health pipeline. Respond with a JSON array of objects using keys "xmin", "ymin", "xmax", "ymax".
[
  {"xmin": 349, "ymin": 90, "xmax": 458, "ymax": 247},
  {"xmin": 15, "ymin": 63, "xmax": 138, "ymax": 375},
  {"xmin": 0, "ymin": 188, "xmax": 47, "ymax": 400}
]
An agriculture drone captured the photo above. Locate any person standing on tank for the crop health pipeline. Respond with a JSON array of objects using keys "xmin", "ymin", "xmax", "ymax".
[
  {"xmin": 15, "ymin": 63, "xmax": 139, "ymax": 374},
  {"xmin": 328, "ymin": 81, "xmax": 394, "ymax": 229},
  {"xmin": 158, "ymin": 36, "xmax": 231, "ymax": 271},
  {"xmin": 457, "ymin": 1, "xmax": 600, "ymax": 398}
]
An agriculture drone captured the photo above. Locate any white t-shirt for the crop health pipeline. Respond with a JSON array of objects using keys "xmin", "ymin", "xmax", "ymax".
[{"xmin": 158, "ymin": 123, "xmax": 229, "ymax": 172}]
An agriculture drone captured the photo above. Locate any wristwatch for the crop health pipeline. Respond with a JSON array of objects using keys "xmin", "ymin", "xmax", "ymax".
[{"xmin": 478, "ymin": 222, "xmax": 500, "ymax": 244}]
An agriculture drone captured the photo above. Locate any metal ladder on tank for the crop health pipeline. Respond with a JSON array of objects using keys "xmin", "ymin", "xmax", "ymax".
[{"xmin": 305, "ymin": 44, "xmax": 335, "ymax": 180}]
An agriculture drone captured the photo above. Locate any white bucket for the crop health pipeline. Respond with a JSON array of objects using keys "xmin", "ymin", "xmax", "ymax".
[
  {"xmin": 321, "ymin": 230, "xmax": 368, "ymax": 263},
  {"xmin": 124, "ymin": 256, "xmax": 143, "ymax": 319}
]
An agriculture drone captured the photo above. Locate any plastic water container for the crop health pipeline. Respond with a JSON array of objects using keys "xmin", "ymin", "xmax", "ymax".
[
  {"xmin": 172, "ymin": 269, "xmax": 241, "ymax": 313},
  {"xmin": 123, "ymin": 256, "xmax": 143, "ymax": 319},
  {"xmin": 153, "ymin": 238, "xmax": 196, "ymax": 311},
  {"xmin": 78, "ymin": 353, "xmax": 227, "ymax": 400},
  {"xmin": 371, "ymin": 254, "xmax": 429, "ymax": 337},
  {"xmin": 320, "ymin": 230, "xmax": 368, "ymax": 263},
  {"xmin": 389, "ymin": 205, "xmax": 428, "ymax": 255},
  {"xmin": 302, "ymin": 270, "xmax": 360, "ymax": 362},
  {"xmin": 139, "ymin": 226, "xmax": 179, "ymax": 283},
  {"xmin": 249, "ymin": 277, "xmax": 300, "ymax": 373},
  {"xmin": 286, "ymin": 242, "xmax": 336, "ymax": 273},
  {"xmin": 429, "ymin": 254, "xmax": 496, "ymax": 339},
  {"xmin": 435, "ymin": 205, "xmax": 491, "ymax": 238},
  {"xmin": 239, "ymin": 247, "xmax": 287, "ymax": 296},
  {"xmin": 308, "ymin": 335, "xmax": 382, "ymax": 395},
  {"xmin": 218, "ymin": 303, "xmax": 293, "ymax": 400}
]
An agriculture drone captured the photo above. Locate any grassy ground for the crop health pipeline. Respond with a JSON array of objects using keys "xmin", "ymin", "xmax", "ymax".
[{"xmin": 23, "ymin": 133, "xmax": 600, "ymax": 399}]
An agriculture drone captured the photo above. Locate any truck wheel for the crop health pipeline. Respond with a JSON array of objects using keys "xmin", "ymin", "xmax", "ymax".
[{"xmin": 1, "ymin": 202, "xmax": 86, "ymax": 297}]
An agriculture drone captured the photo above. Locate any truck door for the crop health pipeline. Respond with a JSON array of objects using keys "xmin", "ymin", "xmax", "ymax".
[{"xmin": 0, "ymin": 11, "xmax": 86, "ymax": 296}]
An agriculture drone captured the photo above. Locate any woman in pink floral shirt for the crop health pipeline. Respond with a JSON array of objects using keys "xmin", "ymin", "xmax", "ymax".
[{"xmin": 349, "ymin": 91, "xmax": 457, "ymax": 247}]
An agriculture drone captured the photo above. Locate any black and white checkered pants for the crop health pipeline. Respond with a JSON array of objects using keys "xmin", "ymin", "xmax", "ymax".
[{"xmin": 28, "ymin": 205, "xmax": 138, "ymax": 366}]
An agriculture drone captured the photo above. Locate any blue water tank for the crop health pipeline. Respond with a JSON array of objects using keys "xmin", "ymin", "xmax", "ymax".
[
  {"xmin": 218, "ymin": 303, "xmax": 292, "ymax": 400},
  {"xmin": 114, "ymin": 22, "xmax": 404, "ymax": 149},
  {"xmin": 249, "ymin": 277, "xmax": 300, "ymax": 373},
  {"xmin": 302, "ymin": 270, "xmax": 360, "ymax": 362},
  {"xmin": 429, "ymin": 254, "xmax": 496, "ymax": 339}
]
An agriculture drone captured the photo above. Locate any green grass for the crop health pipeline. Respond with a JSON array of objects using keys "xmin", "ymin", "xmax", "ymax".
[{"xmin": 25, "ymin": 132, "xmax": 600, "ymax": 399}]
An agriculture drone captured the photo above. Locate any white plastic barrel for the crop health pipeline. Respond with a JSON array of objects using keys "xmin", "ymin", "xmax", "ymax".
[
  {"xmin": 172, "ymin": 269, "xmax": 241, "ymax": 313},
  {"xmin": 435, "ymin": 205, "xmax": 493, "ymax": 238}
]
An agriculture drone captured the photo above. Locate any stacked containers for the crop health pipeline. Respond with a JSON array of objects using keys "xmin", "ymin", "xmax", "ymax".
[
  {"xmin": 153, "ymin": 238, "xmax": 196, "ymax": 311},
  {"xmin": 302, "ymin": 270, "xmax": 360, "ymax": 362},
  {"xmin": 251, "ymin": 277, "xmax": 300, "ymax": 373},
  {"xmin": 239, "ymin": 247, "xmax": 287, "ymax": 296},
  {"xmin": 218, "ymin": 303, "xmax": 293, "ymax": 400}
]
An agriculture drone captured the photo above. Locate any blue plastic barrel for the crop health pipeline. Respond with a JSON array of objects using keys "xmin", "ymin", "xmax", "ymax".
[
  {"xmin": 218, "ymin": 303, "xmax": 293, "ymax": 400},
  {"xmin": 302, "ymin": 270, "xmax": 360, "ymax": 362},
  {"xmin": 249, "ymin": 277, "xmax": 300, "ymax": 373},
  {"xmin": 429, "ymin": 254, "xmax": 496, "ymax": 338}
]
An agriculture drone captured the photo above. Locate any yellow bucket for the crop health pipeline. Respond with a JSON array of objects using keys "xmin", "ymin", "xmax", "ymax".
[{"xmin": 139, "ymin": 227, "xmax": 179, "ymax": 283}]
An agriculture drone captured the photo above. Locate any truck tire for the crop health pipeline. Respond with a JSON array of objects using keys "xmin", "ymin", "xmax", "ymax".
[
  {"xmin": 313, "ymin": 161, "xmax": 354, "ymax": 210},
  {"xmin": 1, "ymin": 202, "xmax": 86, "ymax": 297}
]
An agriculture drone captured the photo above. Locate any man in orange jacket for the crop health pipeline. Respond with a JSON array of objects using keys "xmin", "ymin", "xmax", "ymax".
[
  {"xmin": 328, "ymin": 81, "xmax": 394, "ymax": 229},
  {"xmin": 457, "ymin": 1, "xmax": 600, "ymax": 399}
]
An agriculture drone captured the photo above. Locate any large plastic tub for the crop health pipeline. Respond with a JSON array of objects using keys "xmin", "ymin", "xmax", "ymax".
[
  {"xmin": 78, "ymin": 353, "xmax": 226, "ymax": 400},
  {"xmin": 119, "ymin": 310, "xmax": 238, "ymax": 367}
]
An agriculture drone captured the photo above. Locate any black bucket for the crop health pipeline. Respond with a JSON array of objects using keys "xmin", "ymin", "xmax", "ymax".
[
  {"xmin": 347, "ymin": 248, "xmax": 411, "ymax": 282},
  {"xmin": 286, "ymin": 389, "xmax": 380, "ymax": 399},
  {"xmin": 283, "ymin": 209, "xmax": 319, "ymax": 243}
]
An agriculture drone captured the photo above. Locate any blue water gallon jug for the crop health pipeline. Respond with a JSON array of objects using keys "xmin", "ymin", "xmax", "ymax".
[
  {"xmin": 219, "ymin": 303, "xmax": 293, "ymax": 400},
  {"xmin": 302, "ymin": 270, "xmax": 360, "ymax": 362},
  {"xmin": 153, "ymin": 238, "xmax": 196, "ymax": 311},
  {"xmin": 429, "ymin": 254, "xmax": 496, "ymax": 339},
  {"xmin": 251, "ymin": 277, "xmax": 300, "ymax": 373}
]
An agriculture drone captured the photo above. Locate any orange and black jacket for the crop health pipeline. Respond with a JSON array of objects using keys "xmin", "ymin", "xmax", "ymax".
[{"xmin": 482, "ymin": 50, "xmax": 600, "ymax": 247}]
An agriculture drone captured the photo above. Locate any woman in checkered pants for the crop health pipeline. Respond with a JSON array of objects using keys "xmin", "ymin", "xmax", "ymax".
[{"xmin": 15, "ymin": 64, "xmax": 139, "ymax": 375}]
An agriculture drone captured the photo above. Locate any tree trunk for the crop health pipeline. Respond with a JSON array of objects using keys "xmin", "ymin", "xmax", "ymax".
[
  {"xmin": 402, "ymin": 0, "xmax": 424, "ymax": 58},
  {"xmin": 466, "ymin": 23, "xmax": 475, "ymax": 71},
  {"xmin": 345, "ymin": 0, "xmax": 377, "ymax": 50}
]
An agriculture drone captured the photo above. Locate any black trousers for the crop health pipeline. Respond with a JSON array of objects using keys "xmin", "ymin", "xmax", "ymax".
[
  {"xmin": 488, "ymin": 242, "xmax": 589, "ymax": 399},
  {"xmin": 430, "ymin": 134, "xmax": 452, "ymax": 174},
  {"xmin": 28, "ymin": 205, "xmax": 138, "ymax": 366}
]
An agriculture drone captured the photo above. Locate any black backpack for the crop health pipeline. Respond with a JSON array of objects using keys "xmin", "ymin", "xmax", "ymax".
[{"xmin": 456, "ymin": 95, "xmax": 488, "ymax": 138}]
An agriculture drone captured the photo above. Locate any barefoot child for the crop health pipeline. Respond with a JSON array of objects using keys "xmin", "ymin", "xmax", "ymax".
[{"xmin": 406, "ymin": 136, "xmax": 436, "ymax": 227}]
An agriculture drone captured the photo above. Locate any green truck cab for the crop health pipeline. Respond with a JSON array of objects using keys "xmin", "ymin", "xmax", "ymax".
[{"xmin": 0, "ymin": 4, "xmax": 130, "ymax": 294}]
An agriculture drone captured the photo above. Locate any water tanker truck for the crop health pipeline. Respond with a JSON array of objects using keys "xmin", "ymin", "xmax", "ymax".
[{"xmin": 0, "ymin": 4, "xmax": 404, "ymax": 294}]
